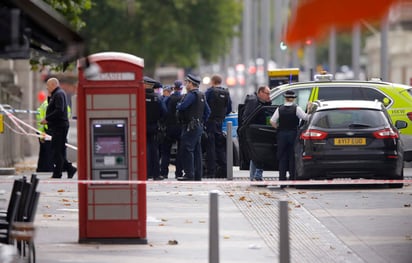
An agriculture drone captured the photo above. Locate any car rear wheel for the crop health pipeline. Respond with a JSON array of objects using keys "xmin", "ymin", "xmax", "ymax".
[{"xmin": 387, "ymin": 168, "xmax": 404, "ymax": 188}]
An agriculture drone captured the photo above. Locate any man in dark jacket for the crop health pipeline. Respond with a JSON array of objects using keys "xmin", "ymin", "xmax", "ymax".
[
  {"xmin": 204, "ymin": 74, "xmax": 232, "ymax": 178},
  {"xmin": 241, "ymin": 86, "xmax": 271, "ymax": 181},
  {"xmin": 176, "ymin": 74, "xmax": 210, "ymax": 181},
  {"xmin": 159, "ymin": 80, "xmax": 184, "ymax": 178},
  {"xmin": 40, "ymin": 78, "xmax": 77, "ymax": 179},
  {"xmin": 144, "ymin": 76, "xmax": 167, "ymax": 180}
]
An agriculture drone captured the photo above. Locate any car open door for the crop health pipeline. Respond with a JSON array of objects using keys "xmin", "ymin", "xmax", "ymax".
[{"xmin": 238, "ymin": 105, "xmax": 278, "ymax": 171}]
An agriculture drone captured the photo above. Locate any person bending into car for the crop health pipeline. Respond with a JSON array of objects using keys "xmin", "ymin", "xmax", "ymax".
[{"xmin": 270, "ymin": 90, "xmax": 311, "ymax": 187}]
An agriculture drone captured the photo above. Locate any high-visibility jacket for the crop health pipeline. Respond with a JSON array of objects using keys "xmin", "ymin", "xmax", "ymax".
[
  {"xmin": 36, "ymin": 99, "xmax": 48, "ymax": 133},
  {"xmin": 36, "ymin": 99, "xmax": 72, "ymax": 134}
]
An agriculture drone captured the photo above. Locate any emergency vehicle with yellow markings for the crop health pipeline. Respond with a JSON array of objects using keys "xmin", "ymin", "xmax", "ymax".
[{"xmin": 270, "ymin": 73, "xmax": 412, "ymax": 161}]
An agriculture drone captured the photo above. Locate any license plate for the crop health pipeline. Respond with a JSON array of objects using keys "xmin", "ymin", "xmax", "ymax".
[{"xmin": 334, "ymin": 138, "xmax": 366, "ymax": 146}]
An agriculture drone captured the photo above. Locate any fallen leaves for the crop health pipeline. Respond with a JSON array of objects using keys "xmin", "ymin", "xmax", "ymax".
[{"xmin": 168, "ymin": 240, "xmax": 178, "ymax": 245}]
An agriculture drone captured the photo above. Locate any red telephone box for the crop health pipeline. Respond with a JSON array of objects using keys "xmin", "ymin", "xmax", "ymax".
[{"xmin": 77, "ymin": 52, "xmax": 147, "ymax": 243}]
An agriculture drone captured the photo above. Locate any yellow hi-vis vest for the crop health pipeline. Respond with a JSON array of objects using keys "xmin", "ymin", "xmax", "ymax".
[
  {"xmin": 36, "ymin": 99, "xmax": 72, "ymax": 134},
  {"xmin": 36, "ymin": 100, "xmax": 48, "ymax": 133}
]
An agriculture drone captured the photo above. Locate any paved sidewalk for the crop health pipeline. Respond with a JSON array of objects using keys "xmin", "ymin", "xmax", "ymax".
[{"xmin": 0, "ymin": 157, "xmax": 364, "ymax": 263}]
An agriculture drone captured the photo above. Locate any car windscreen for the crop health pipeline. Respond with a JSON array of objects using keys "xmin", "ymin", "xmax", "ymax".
[{"xmin": 310, "ymin": 109, "xmax": 388, "ymax": 129}]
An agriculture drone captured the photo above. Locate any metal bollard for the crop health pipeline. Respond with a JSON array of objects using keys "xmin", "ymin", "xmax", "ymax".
[
  {"xmin": 279, "ymin": 200, "xmax": 290, "ymax": 263},
  {"xmin": 226, "ymin": 121, "xmax": 233, "ymax": 180},
  {"xmin": 209, "ymin": 190, "xmax": 220, "ymax": 263}
]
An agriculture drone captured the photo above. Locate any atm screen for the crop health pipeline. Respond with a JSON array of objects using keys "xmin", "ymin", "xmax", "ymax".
[{"xmin": 95, "ymin": 136, "xmax": 124, "ymax": 154}]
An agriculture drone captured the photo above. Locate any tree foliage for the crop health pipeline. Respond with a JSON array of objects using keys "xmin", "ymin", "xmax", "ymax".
[
  {"xmin": 80, "ymin": 0, "xmax": 242, "ymax": 73},
  {"xmin": 44, "ymin": 0, "xmax": 92, "ymax": 30},
  {"xmin": 28, "ymin": 0, "xmax": 91, "ymax": 70}
]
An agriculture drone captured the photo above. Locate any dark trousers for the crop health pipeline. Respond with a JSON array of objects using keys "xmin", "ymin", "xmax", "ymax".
[
  {"xmin": 180, "ymin": 125, "xmax": 203, "ymax": 180},
  {"xmin": 147, "ymin": 133, "xmax": 160, "ymax": 179},
  {"xmin": 160, "ymin": 126, "xmax": 182, "ymax": 178},
  {"xmin": 277, "ymin": 130, "xmax": 297, "ymax": 181},
  {"xmin": 51, "ymin": 126, "xmax": 73, "ymax": 178},
  {"xmin": 205, "ymin": 120, "xmax": 226, "ymax": 178},
  {"xmin": 37, "ymin": 139, "xmax": 54, "ymax": 172}
]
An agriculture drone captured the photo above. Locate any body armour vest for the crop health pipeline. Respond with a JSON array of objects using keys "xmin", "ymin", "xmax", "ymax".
[
  {"xmin": 164, "ymin": 93, "xmax": 182, "ymax": 126},
  {"xmin": 145, "ymin": 90, "xmax": 161, "ymax": 124},
  {"xmin": 180, "ymin": 90, "xmax": 205, "ymax": 124},
  {"xmin": 208, "ymin": 87, "xmax": 229, "ymax": 121},
  {"xmin": 278, "ymin": 105, "xmax": 299, "ymax": 130}
]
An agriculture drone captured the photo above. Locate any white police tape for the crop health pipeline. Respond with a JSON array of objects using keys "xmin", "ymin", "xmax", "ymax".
[
  {"xmin": 0, "ymin": 178, "xmax": 409, "ymax": 185},
  {"xmin": 0, "ymin": 104, "xmax": 39, "ymax": 115},
  {"xmin": 0, "ymin": 104, "xmax": 77, "ymax": 150}
]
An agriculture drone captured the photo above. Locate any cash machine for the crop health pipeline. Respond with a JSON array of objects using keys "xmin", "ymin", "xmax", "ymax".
[{"xmin": 91, "ymin": 119, "xmax": 128, "ymax": 180}]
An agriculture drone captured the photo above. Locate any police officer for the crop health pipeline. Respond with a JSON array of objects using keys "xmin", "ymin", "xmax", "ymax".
[
  {"xmin": 144, "ymin": 76, "xmax": 167, "ymax": 180},
  {"xmin": 204, "ymin": 74, "xmax": 232, "ymax": 178},
  {"xmin": 159, "ymin": 80, "xmax": 184, "ymax": 178},
  {"xmin": 161, "ymin": 85, "xmax": 172, "ymax": 100},
  {"xmin": 40, "ymin": 78, "xmax": 77, "ymax": 179},
  {"xmin": 36, "ymin": 92, "xmax": 54, "ymax": 172},
  {"xmin": 176, "ymin": 74, "xmax": 210, "ymax": 181},
  {"xmin": 270, "ymin": 90, "xmax": 311, "ymax": 187}
]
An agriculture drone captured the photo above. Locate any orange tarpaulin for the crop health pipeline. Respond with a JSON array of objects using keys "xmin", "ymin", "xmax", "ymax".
[{"xmin": 285, "ymin": 0, "xmax": 404, "ymax": 44}]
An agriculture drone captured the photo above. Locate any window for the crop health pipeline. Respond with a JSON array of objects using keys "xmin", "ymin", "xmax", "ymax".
[
  {"xmin": 318, "ymin": 87, "xmax": 353, "ymax": 100},
  {"xmin": 272, "ymin": 88, "xmax": 312, "ymax": 110},
  {"xmin": 317, "ymin": 86, "xmax": 391, "ymax": 105},
  {"xmin": 359, "ymin": 88, "xmax": 388, "ymax": 103},
  {"xmin": 311, "ymin": 109, "xmax": 387, "ymax": 129}
]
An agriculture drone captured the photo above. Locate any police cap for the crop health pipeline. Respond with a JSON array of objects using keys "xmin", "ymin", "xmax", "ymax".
[
  {"xmin": 174, "ymin": 80, "xmax": 183, "ymax": 89},
  {"xmin": 283, "ymin": 90, "xmax": 297, "ymax": 98},
  {"xmin": 153, "ymin": 81, "xmax": 163, "ymax": 89},
  {"xmin": 143, "ymin": 76, "xmax": 157, "ymax": 86},
  {"xmin": 185, "ymin": 74, "xmax": 201, "ymax": 86}
]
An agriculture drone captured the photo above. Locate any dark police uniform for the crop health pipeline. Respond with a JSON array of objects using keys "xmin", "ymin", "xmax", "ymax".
[
  {"xmin": 204, "ymin": 86, "xmax": 232, "ymax": 178},
  {"xmin": 176, "ymin": 74, "xmax": 210, "ymax": 181},
  {"xmin": 144, "ymin": 76, "xmax": 167, "ymax": 180},
  {"xmin": 46, "ymin": 86, "xmax": 76, "ymax": 178},
  {"xmin": 276, "ymin": 104, "xmax": 299, "ymax": 181},
  {"xmin": 271, "ymin": 90, "xmax": 310, "ymax": 184},
  {"xmin": 159, "ymin": 88, "xmax": 183, "ymax": 178}
]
